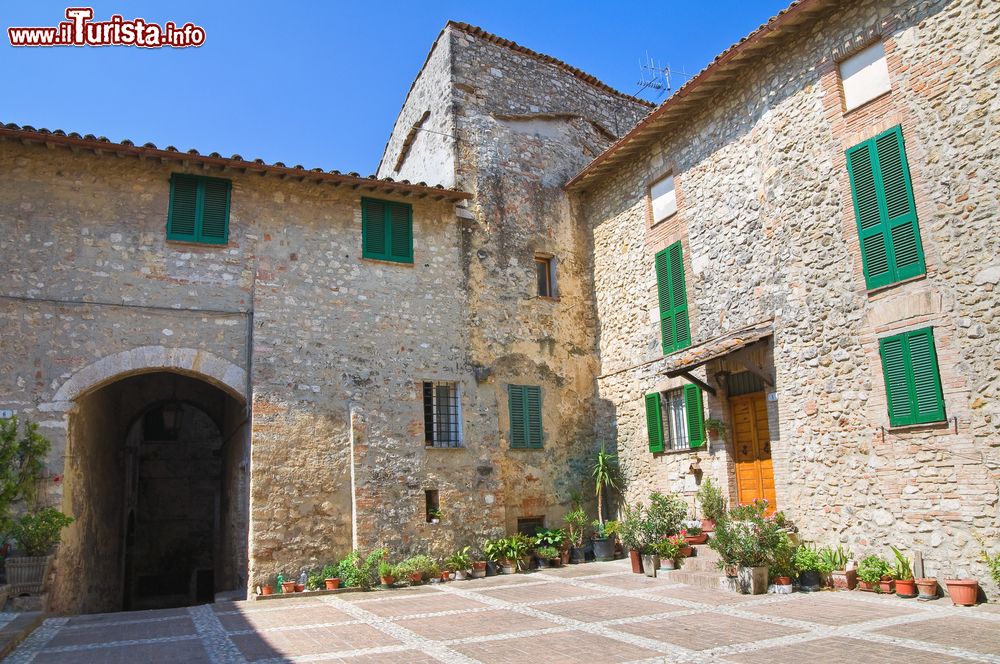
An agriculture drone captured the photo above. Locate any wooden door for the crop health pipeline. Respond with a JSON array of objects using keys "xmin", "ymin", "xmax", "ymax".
[{"xmin": 730, "ymin": 392, "xmax": 776, "ymax": 511}]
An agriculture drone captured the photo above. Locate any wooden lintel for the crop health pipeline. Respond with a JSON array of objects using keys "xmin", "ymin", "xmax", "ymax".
[{"xmin": 679, "ymin": 371, "xmax": 716, "ymax": 396}]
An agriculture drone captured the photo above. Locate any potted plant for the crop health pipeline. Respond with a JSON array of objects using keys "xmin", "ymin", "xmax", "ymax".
[
  {"xmin": 428, "ymin": 508, "xmax": 442, "ymax": 524},
  {"xmin": 563, "ymin": 508, "xmax": 589, "ymax": 563},
  {"xmin": 260, "ymin": 582, "xmax": 274, "ymax": 596},
  {"xmin": 499, "ymin": 534, "xmax": 531, "ymax": 573},
  {"xmin": 6, "ymin": 507, "xmax": 74, "ymax": 594},
  {"xmin": 534, "ymin": 528, "xmax": 566, "ymax": 565},
  {"xmin": 446, "ymin": 547, "xmax": 473, "ymax": 580},
  {"xmin": 943, "ymin": 579, "xmax": 979, "ymax": 606},
  {"xmin": 619, "ymin": 502, "xmax": 647, "ymax": 574},
  {"xmin": 682, "ymin": 524, "xmax": 707, "ymax": 545},
  {"xmin": 794, "ymin": 545, "xmax": 829, "ymax": 592},
  {"xmin": 696, "ymin": 477, "xmax": 725, "ymax": 532},
  {"xmin": 279, "ymin": 573, "xmax": 296, "ymax": 593},
  {"xmin": 820, "ymin": 545, "xmax": 856, "ymax": 591},
  {"xmin": 535, "ymin": 545, "xmax": 559, "ymax": 568},
  {"xmin": 655, "ymin": 535, "xmax": 681, "ymax": 571},
  {"xmin": 889, "ymin": 546, "xmax": 917, "ymax": 598},
  {"xmin": 591, "ymin": 443, "xmax": 619, "ymax": 561},
  {"xmin": 378, "ymin": 561, "xmax": 397, "ymax": 587},
  {"xmin": 482, "ymin": 537, "xmax": 505, "ymax": 576},
  {"xmin": 770, "ymin": 532, "xmax": 796, "ymax": 593},
  {"xmin": 857, "ymin": 555, "xmax": 889, "ymax": 592},
  {"xmin": 709, "ymin": 500, "xmax": 782, "ymax": 595},
  {"xmin": 916, "ymin": 577, "xmax": 938, "ymax": 599}
]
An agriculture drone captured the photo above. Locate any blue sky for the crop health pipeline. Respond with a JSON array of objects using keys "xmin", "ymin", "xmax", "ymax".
[{"xmin": 2, "ymin": 1, "xmax": 790, "ymax": 175}]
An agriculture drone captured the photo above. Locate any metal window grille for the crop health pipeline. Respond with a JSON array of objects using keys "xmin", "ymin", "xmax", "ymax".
[
  {"xmin": 423, "ymin": 381, "xmax": 462, "ymax": 447},
  {"xmin": 660, "ymin": 389, "xmax": 689, "ymax": 450}
]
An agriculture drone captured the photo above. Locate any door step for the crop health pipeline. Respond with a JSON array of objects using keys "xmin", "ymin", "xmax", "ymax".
[{"xmin": 657, "ymin": 568, "xmax": 733, "ymax": 591}]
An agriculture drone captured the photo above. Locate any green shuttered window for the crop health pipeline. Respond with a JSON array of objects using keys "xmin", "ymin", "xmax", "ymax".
[
  {"xmin": 645, "ymin": 384, "xmax": 705, "ymax": 453},
  {"xmin": 362, "ymin": 198, "xmax": 413, "ymax": 263},
  {"xmin": 655, "ymin": 241, "xmax": 691, "ymax": 355},
  {"xmin": 508, "ymin": 385, "xmax": 542, "ymax": 449},
  {"xmin": 167, "ymin": 174, "xmax": 231, "ymax": 245},
  {"xmin": 846, "ymin": 125, "xmax": 925, "ymax": 290},
  {"xmin": 879, "ymin": 327, "xmax": 946, "ymax": 427}
]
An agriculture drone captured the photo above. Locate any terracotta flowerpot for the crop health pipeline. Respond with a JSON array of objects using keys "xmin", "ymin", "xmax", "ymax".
[
  {"xmin": 774, "ymin": 576, "xmax": 792, "ymax": 585},
  {"xmin": 915, "ymin": 577, "xmax": 938, "ymax": 599},
  {"xmin": 684, "ymin": 533, "xmax": 708, "ymax": 545},
  {"xmin": 261, "ymin": 585, "xmax": 274, "ymax": 596},
  {"xmin": 658, "ymin": 558, "xmax": 676, "ymax": 571},
  {"xmin": 472, "ymin": 561, "xmax": 487, "ymax": 571},
  {"xmin": 895, "ymin": 578, "xmax": 917, "ymax": 598},
  {"xmin": 628, "ymin": 549, "xmax": 644, "ymax": 574},
  {"xmin": 294, "ymin": 584, "xmax": 305, "ymax": 593},
  {"xmin": 549, "ymin": 557, "xmax": 562, "ymax": 568},
  {"xmin": 440, "ymin": 570, "xmax": 451, "ymax": 581},
  {"xmin": 324, "ymin": 578, "xmax": 341, "ymax": 590},
  {"xmin": 700, "ymin": 518, "xmax": 715, "ymax": 533},
  {"xmin": 281, "ymin": 581, "xmax": 296, "ymax": 593},
  {"xmin": 858, "ymin": 580, "xmax": 876, "ymax": 592},
  {"xmin": 560, "ymin": 544, "xmax": 570, "ymax": 565},
  {"xmin": 831, "ymin": 569, "xmax": 857, "ymax": 591},
  {"xmin": 677, "ymin": 545, "xmax": 693, "ymax": 558},
  {"xmin": 379, "ymin": 575, "xmax": 396, "ymax": 587},
  {"xmin": 944, "ymin": 579, "xmax": 979, "ymax": 606},
  {"xmin": 878, "ymin": 577, "xmax": 895, "ymax": 594},
  {"xmin": 409, "ymin": 572, "xmax": 423, "ymax": 585}
]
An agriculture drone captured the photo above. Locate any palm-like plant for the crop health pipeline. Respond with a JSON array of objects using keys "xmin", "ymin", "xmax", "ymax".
[{"xmin": 592, "ymin": 443, "xmax": 619, "ymax": 530}]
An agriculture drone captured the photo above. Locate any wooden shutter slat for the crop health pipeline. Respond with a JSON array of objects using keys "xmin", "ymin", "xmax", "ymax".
[
  {"xmin": 167, "ymin": 174, "xmax": 198, "ymax": 240},
  {"xmin": 907, "ymin": 328, "xmax": 946, "ymax": 424},
  {"xmin": 199, "ymin": 178, "xmax": 230, "ymax": 243},
  {"xmin": 645, "ymin": 393, "xmax": 664, "ymax": 453},
  {"xmin": 683, "ymin": 384, "xmax": 705, "ymax": 448}
]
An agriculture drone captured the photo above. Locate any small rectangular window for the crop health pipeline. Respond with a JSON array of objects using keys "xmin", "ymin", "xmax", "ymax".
[
  {"xmin": 423, "ymin": 381, "xmax": 462, "ymax": 447},
  {"xmin": 425, "ymin": 489, "xmax": 440, "ymax": 523},
  {"xmin": 517, "ymin": 517, "xmax": 545, "ymax": 537},
  {"xmin": 650, "ymin": 174, "xmax": 677, "ymax": 224},
  {"xmin": 535, "ymin": 255, "xmax": 556, "ymax": 298},
  {"xmin": 167, "ymin": 174, "xmax": 231, "ymax": 245},
  {"xmin": 840, "ymin": 42, "xmax": 891, "ymax": 111}
]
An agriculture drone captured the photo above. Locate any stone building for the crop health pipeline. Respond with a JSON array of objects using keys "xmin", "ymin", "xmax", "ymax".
[
  {"xmin": 569, "ymin": 0, "xmax": 999, "ymax": 597},
  {"xmin": 0, "ymin": 22, "xmax": 647, "ymax": 614},
  {"xmin": 1, "ymin": 0, "xmax": 997, "ymax": 615}
]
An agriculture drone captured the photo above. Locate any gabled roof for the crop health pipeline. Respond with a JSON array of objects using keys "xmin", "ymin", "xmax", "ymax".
[
  {"xmin": 565, "ymin": 0, "xmax": 837, "ymax": 192},
  {"xmin": 377, "ymin": 21, "xmax": 654, "ymax": 174},
  {"xmin": 0, "ymin": 122, "xmax": 470, "ymax": 201}
]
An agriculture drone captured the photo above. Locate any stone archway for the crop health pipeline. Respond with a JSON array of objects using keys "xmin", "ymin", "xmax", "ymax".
[{"xmin": 44, "ymin": 348, "xmax": 250, "ymax": 614}]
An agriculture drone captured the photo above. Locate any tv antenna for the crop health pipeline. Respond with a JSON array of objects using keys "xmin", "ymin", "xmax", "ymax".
[{"xmin": 635, "ymin": 53, "xmax": 692, "ymax": 100}]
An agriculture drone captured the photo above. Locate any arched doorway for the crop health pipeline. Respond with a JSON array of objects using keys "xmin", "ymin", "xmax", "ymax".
[{"xmin": 54, "ymin": 370, "xmax": 249, "ymax": 614}]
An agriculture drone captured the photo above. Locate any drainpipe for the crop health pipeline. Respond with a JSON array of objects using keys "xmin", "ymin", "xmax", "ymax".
[{"xmin": 349, "ymin": 402, "xmax": 358, "ymax": 551}]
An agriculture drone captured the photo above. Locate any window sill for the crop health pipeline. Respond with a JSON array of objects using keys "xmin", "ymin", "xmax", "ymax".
[
  {"xmin": 361, "ymin": 256, "xmax": 414, "ymax": 267},
  {"xmin": 866, "ymin": 273, "xmax": 927, "ymax": 297},
  {"xmin": 425, "ymin": 445, "xmax": 465, "ymax": 450},
  {"xmin": 842, "ymin": 89, "xmax": 892, "ymax": 116},
  {"xmin": 654, "ymin": 447, "xmax": 706, "ymax": 457},
  {"xmin": 650, "ymin": 211, "xmax": 678, "ymax": 229},
  {"xmin": 166, "ymin": 239, "xmax": 231, "ymax": 249},
  {"xmin": 509, "ymin": 447, "xmax": 544, "ymax": 451},
  {"xmin": 885, "ymin": 420, "xmax": 950, "ymax": 433},
  {"xmin": 534, "ymin": 295, "xmax": 560, "ymax": 303}
]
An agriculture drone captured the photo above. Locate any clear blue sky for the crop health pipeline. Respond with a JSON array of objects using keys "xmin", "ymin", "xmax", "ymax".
[{"xmin": 2, "ymin": 1, "xmax": 790, "ymax": 176}]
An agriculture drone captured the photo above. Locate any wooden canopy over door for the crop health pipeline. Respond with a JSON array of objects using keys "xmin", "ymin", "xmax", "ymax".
[{"xmin": 730, "ymin": 392, "xmax": 776, "ymax": 511}]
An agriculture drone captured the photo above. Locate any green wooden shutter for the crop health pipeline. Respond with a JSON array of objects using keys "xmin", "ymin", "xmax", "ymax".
[
  {"xmin": 655, "ymin": 242, "xmax": 691, "ymax": 354},
  {"xmin": 645, "ymin": 393, "xmax": 664, "ymax": 453},
  {"xmin": 388, "ymin": 202, "xmax": 413, "ymax": 262},
  {"xmin": 879, "ymin": 327, "xmax": 945, "ymax": 427},
  {"xmin": 509, "ymin": 385, "xmax": 526, "ymax": 449},
  {"xmin": 198, "ymin": 178, "xmax": 231, "ymax": 244},
  {"xmin": 875, "ymin": 127, "xmax": 924, "ymax": 281},
  {"xmin": 847, "ymin": 125, "xmax": 924, "ymax": 289},
  {"xmin": 683, "ymin": 384, "xmax": 705, "ymax": 448},
  {"xmin": 362, "ymin": 199, "xmax": 387, "ymax": 258},
  {"xmin": 525, "ymin": 385, "xmax": 543, "ymax": 448},
  {"xmin": 167, "ymin": 174, "xmax": 199, "ymax": 241}
]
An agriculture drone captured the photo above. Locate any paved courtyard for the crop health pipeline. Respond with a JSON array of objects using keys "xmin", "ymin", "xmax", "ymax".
[{"xmin": 4, "ymin": 560, "xmax": 999, "ymax": 663}]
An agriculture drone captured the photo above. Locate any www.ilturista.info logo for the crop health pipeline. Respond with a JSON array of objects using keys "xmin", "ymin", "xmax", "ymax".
[{"xmin": 8, "ymin": 7, "xmax": 206, "ymax": 48}]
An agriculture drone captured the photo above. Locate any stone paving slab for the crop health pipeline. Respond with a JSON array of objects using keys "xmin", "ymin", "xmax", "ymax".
[{"xmin": 3, "ymin": 560, "xmax": 998, "ymax": 663}]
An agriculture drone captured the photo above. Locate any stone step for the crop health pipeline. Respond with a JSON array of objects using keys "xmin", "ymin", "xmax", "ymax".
[{"xmin": 677, "ymin": 555, "xmax": 721, "ymax": 573}]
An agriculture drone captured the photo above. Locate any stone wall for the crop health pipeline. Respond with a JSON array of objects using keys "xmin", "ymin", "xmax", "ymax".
[{"xmin": 581, "ymin": 0, "xmax": 999, "ymax": 597}]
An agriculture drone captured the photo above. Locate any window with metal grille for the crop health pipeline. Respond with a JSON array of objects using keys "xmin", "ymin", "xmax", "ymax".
[
  {"xmin": 661, "ymin": 389, "xmax": 689, "ymax": 450},
  {"xmin": 423, "ymin": 381, "xmax": 462, "ymax": 447},
  {"xmin": 645, "ymin": 384, "xmax": 705, "ymax": 453}
]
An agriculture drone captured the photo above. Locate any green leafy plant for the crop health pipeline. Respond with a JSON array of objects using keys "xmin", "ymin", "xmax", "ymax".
[
  {"xmin": 770, "ymin": 532, "xmax": 797, "ymax": 578},
  {"xmin": 482, "ymin": 537, "xmax": 506, "ymax": 563},
  {"xmin": 0, "ymin": 417, "xmax": 51, "ymax": 535},
  {"xmin": 377, "ymin": 561, "xmax": 396, "ymax": 579},
  {"xmin": 857, "ymin": 555, "xmax": 890, "ymax": 584},
  {"xmin": 498, "ymin": 534, "xmax": 532, "ymax": 564},
  {"xmin": 696, "ymin": 478, "xmax": 726, "ymax": 522},
  {"xmin": 818, "ymin": 545, "xmax": 850, "ymax": 571},
  {"xmin": 889, "ymin": 545, "xmax": 913, "ymax": 581},
  {"xmin": 646, "ymin": 491, "xmax": 688, "ymax": 538},
  {"xmin": 10, "ymin": 507, "xmax": 73, "ymax": 556},
  {"xmin": 975, "ymin": 534, "xmax": 1000, "ymax": 586},
  {"xmin": 793, "ymin": 545, "xmax": 831, "ymax": 574},
  {"xmin": 445, "ymin": 546, "xmax": 472, "ymax": 571},
  {"xmin": 618, "ymin": 502, "xmax": 647, "ymax": 552},
  {"xmin": 337, "ymin": 548, "xmax": 387, "ymax": 589},
  {"xmin": 708, "ymin": 500, "xmax": 785, "ymax": 569},
  {"xmin": 534, "ymin": 528, "xmax": 566, "ymax": 549},
  {"xmin": 682, "ymin": 524, "xmax": 703, "ymax": 537},
  {"xmin": 427, "ymin": 508, "xmax": 443, "ymax": 521},
  {"xmin": 563, "ymin": 508, "xmax": 589, "ymax": 547},
  {"xmin": 398, "ymin": 554, "xmax": 440, "ymax": 579},
  {"xmin": 592, "ymin": 443, "xmax": 619, "ymax": 529},
  {"xmin": 653, "ymin": 535, "xmax": 683, "ymax": 560},
  {"xmin": 535, "ymin": 545, "xmax": 559, "ymax": 559}
]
